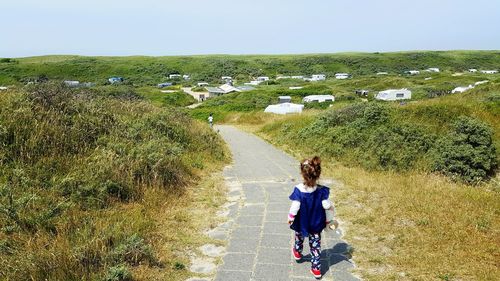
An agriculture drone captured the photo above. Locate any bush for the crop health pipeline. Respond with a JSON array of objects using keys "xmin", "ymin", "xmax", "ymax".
[
  {"xmin": 110, "ymin": 234, "xmax": 157, "ymax": 266},
  {"xmin": 433, "ymin": 116, "xmax": 497, "ymax": 183},
  {"xmin": 104, "ymin": 265, "xmax": 133, "ymax": 281}
]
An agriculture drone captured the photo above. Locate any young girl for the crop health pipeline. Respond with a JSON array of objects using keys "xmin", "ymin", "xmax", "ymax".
[{"xmin": 288, "ymin": 156, "xmax": 333, "ymax": 279}]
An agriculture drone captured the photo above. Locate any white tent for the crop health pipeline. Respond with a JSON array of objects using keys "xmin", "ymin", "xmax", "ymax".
[
  {"xmin": 375, "ymin": 88, "xmax": 412, "ymax": 101},
  {"xmin": 452, "ymin": 85, "xmax": 474, "ymax": 93},
  {"xmin": 303, "ymin": 95, "xmax": 335, "ymax": 103},
  {"xmin": 264, "ymin": 103, "xmax": 304, "ymax": 115}
]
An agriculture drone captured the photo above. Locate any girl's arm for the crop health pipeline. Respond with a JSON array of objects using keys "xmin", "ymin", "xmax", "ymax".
[
  {"xmin": 288, "ymin": 201, "xmax": 300, "ymax": 223},
  {"xmin": 322, "ymin": 199, "xmax": 334, "ymax": 223}
]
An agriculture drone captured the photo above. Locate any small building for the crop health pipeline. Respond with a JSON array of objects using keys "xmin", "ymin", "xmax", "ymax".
[
  {"xmin": 221, "ymin": 76, "xmax": 232, "ymax": 81},
  {"xmin": 183, "ymin": 74, "xmax": 190, "ymax": 80},
  {"xmin": 205, "ymin": 87, "xmax": 226, "ymax": 97},
  {"xmin": 424, "ymin": 77, "xmax": 433, "ymax": 80},
  {"xmin": 376, "ymin": 72, "xmax": 388, "ymax": 75},
  {"xmin": 169, "ymin": 74, "xmax": 182, "ymax": 79},
  {"xmin": 158, "ymin": 82, "xmax": 173, "ymax": 88},
  {"xmin": 452, "ymin": 85, "xmax": 474, "ymax": 93},
  {"xmin": 335, "ymin": 73, "xmax": 349, "ymax": 79},
  {"xmin": 64, "ymin": 80, "xmax": 80, "ymax": 87},
  {"xmin": 375, "ymin": 88, "xmax": 412, "ymax": 101},
  {"xmin": 481, "ymin": 70, "xmax": 498, "ymax": 74},
  {"xmin": 311, "ymin": 74, "xmax": 326, "ymax": 81},
  {"xmin": 264, "ymin": 103, "xmax": 304, "ymax": 115},
  {"xmin": 278, "ymin": 96, "xmax": 292, "ymax": 103},
  {"xmin": 197, "ymin": 82, "xmax": 209, "ymax": 87},
  {"xmin": 289, "ymin": 86, "xmax": 303, "ymax": 90},
  {"xmin": 108, "ymin": 77, "xmax": 124, "ymax": 84},
  {"xmin": 291, "ymin": 76, "xmax": 304, "ymax": 79},
  {"xmin": 355, "ymin": 90, "xmax": 369, "ymax": 96},
  {"xmin": 474, "ymin": 80, "xmax": 489, "ymax": 86},
  {"xmin": 468, "ymin": 69, "xmax": 478, "ymax": 73},
  {"xmin": 406, "ymin": 70, "xmax": 420, "ymax": 75},
  {"xmin": 0, "ymin": 86, "xmax": 8, "ymax": 90},
  {"xmin": 205, "ymin": 84, "xmax": 241, "ymax": 97},
  {"xmin": 257, "ymin": 76, "xmax": 270, "ymax": 81},
  {"xmin": 303, "ymin": 95, "xmax": 334, "ymax": 103},
  {"xmin": 426, "ymin": 68, "xmax": 440, "ymax": 72}
]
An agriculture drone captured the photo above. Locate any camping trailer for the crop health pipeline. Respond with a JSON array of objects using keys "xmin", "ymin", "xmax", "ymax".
[
  {"xmin": 158, "ymin": 82, "xmax": 173, "ymax": 88},
  {"xmin": 311, "ymin": 74, "xmax": 326, "ymax": 81},
  {"xmin": 481, "ymin": 70, "xmax": 498, "ymax": 74},
  {"xmin": 355, "ymin": 90, "xmax": 369, "ymax": 96},
  {"xmin": 264, "ymin": 103, "xmax": 304, "ymax": 115},
  {"xmin": 303, "ymin": 95, "xmax": 334, "ymax": 103},
  {"xmin": 375, "ymin": 88, "xmax": 412, "ymax": 101},
  {"xmin": 426, "ymin": 68, "xmax": 440, "ymax": 72},
  {"xmin": 406, "ymin": 70, "xmax": 420, "ymax": 75},
  {"xmin": 108, "ymin": 77, "xmax": 124, "ymax": 84},
  {"xmin": 335, "ymin": 73, "xmax": 349, "ymax": 79},
  {"xmin": 278, "ymin": 96, "xmax": 292, "ymax": 103}
]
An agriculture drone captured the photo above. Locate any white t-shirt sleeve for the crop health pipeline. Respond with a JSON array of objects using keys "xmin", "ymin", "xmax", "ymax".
[
  {"xmin": 322, "ymin": 199, "xmax": 332, "ymax": 209},
  {"xmin": 289, "ymin": 200, "xmax": 301, "ymax": 216}
]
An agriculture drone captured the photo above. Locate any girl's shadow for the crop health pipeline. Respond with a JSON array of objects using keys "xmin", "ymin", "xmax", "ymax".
[{"xmin": 298, "ymin": 242, "xmax": 354, "ymax": 276}]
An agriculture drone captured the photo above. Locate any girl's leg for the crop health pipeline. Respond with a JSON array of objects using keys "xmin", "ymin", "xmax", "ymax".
[
  {"xmin": 294, "ymin": 232, "xmax": 304, "ymax": 253},
  {"xmin": 308, "ymin": 233, "xmax": 321, "ymax": 271}
]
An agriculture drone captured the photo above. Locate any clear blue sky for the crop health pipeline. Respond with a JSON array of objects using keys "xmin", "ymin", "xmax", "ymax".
[{"xmin": 2, "ymin": 0, "xmax": 499, "ymax": 57}]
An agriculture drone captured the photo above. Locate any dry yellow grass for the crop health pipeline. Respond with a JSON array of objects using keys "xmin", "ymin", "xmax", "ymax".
[
  {"xmin": 323, "ymin": 164, "xmax": 499, "ymax": 281},
  {"xmin": 129, "ymin": 171, "xmax": 229, "ymax": 280}
]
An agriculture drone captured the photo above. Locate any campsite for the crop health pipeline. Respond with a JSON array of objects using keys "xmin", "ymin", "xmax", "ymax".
[{"xmin": 1, "ymin": 1, "xmax": 499, "ymax": 280}]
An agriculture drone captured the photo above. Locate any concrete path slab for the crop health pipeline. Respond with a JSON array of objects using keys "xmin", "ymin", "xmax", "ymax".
[{"xmin": 215, "ymin": 125, "xmax": 360, "ymax": 281}]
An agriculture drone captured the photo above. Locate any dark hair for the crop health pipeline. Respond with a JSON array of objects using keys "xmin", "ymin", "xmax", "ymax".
[{"xmin": 300, "ymin": 156, "xmax": 321, "ymax": 187}]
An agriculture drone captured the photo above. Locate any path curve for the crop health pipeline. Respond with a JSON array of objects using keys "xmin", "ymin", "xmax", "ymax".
[{"xmin": 211, "ymin": 125, "xmax": 360, "ymax": 281}]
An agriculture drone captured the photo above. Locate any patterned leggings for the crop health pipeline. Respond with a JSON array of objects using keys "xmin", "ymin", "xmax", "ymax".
[{"xmin": 294, "ymin": 232, "xmax": 321, "ymax": 270}]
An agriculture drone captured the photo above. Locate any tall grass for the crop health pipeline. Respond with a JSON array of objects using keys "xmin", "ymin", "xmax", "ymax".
[{"xmin": 0, "ymin": 83, "xmax": 227, "ymax": 280}]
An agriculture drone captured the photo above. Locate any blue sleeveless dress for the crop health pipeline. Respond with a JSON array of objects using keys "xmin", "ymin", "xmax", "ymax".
[{"xmin": 289, "ymin": 185, "xmax": 329, "ymax": 236}]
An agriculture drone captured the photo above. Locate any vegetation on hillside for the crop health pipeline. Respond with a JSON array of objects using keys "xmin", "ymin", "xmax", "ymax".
[
  {"xmin": 0, "ymin": 84, "xmax": 226, "ymax": 280},
  {"xmin": 1, "ymin": 51, "xmax": 499, "ymax": 86}
]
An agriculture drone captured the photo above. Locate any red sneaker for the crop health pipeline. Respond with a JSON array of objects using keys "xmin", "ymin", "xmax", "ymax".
[
  {"xmin": 310, "ymin": 268, "xmax": 322, "ymax": 279},
  {"xmin": 292, "ymin": 248, "xmax": 302, "ymax": 261}
]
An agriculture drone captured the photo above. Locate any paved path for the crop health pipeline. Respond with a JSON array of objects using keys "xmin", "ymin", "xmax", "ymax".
[{"xmin": 212, "ymin": 125, "xmax": 359, "ymax": 281}]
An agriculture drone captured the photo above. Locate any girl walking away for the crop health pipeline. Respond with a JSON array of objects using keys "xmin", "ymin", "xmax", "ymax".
[{"xmin": 288, "ymin": 156, "xmax": 334, "ymax": 279}]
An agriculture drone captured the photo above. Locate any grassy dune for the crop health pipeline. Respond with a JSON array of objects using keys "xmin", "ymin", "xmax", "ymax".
[
  {"xmin": 0, "ymin": 84, "xmax": 228, "ymax": 280},
  {"xmin": 206, "ymin": 80, "xmax": 499, "ymax": 280}
]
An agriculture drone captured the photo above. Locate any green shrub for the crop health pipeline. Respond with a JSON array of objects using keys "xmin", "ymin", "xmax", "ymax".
[
  {"xmin": 433, "ymin": 116, "xmax": 497, "ymax": 183},
  {"xmin": 110, "ymin": 234, "xmax": 157, "ymax": 266},
  {"xmin": 104, "ymin": 265, "xmax": 133, "ymax": 281}
]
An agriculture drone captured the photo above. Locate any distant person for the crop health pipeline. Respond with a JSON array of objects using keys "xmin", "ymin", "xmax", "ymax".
[
  {"xmin": 288, "ymin": 156, "xmax": 334, "ymax": 279},
  {"xmin": 208, "ymin": 113, "xmax": 213, "ymax": 128}
]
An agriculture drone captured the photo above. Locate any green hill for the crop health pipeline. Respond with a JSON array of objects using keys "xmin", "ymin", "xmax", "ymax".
[{"xmin": 1, "ymin": 51, "xmax": 499, "ymax": 86}]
